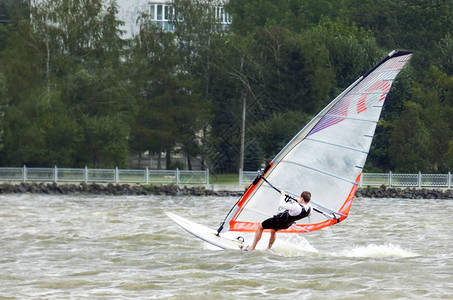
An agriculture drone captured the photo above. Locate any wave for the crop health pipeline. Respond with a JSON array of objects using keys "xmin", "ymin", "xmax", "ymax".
[
  {"xmin": 263, "ymin": 235, "xmax": 418, "ymax": 258},
  {"xmin": 335, "ymin": 243, "xmax": 419, "ymax": 258},
  {"xmin": 200, "ymin": 231, "xmax": 418, "ymax": 259}
]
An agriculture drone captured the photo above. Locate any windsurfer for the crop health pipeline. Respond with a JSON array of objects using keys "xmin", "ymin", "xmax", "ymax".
[{"xmin": 246, "ymin": 190, "xmax": 312, "ymax": 251}]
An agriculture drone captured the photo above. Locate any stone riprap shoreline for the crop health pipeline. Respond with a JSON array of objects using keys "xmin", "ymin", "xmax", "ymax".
[
  {"xmin": 0, "ymin": 182, "xmax": 245, "ymax": 197},
  {"xmin": 1, "ymin": 182, "xmax": 453, "ymax": 199}
]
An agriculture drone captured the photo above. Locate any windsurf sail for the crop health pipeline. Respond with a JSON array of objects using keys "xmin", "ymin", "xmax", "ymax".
[{"xmin": 218, "ymin": 50, "xmax": 413, "ymax": 234}]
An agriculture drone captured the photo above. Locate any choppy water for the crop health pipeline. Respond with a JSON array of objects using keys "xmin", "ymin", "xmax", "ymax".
[{"xmin": 0, "ymin": 194, "xmax": 452, "ymax": 299}]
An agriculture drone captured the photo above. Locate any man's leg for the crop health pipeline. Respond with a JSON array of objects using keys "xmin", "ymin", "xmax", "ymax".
[
  {"xmin": 248, "ymin": 223, "xmax": 264, "ymax": 250},
  {"xmin": 267, "ymin": 229, "xmax": 277, "ymax": 249}
]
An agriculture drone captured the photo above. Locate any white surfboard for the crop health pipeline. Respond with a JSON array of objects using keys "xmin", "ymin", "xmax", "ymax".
[{"xmin": 166, "ymin": 212, "xmax": 246, "ymax": 250}]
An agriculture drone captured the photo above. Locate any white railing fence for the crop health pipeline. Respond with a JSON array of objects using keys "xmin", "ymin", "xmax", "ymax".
[
  {"xmin": 0, "ymin": 167, "xmax": 451, "ymax": 188},
  {"xmin": 239, "ymin": 170, "xmax": 452, "ymax": 188},
  {"xmin": 0, "ymin": 166, "xmax": 209, "ymax": 185},
  {"xmin": 359, "ymin": 171, "xmax": 452, "ymax": 188}
]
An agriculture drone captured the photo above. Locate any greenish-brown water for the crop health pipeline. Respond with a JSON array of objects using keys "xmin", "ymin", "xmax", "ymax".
[{"xmin": 1, "ymin": 194, "xmax": 452, "ymax": 299}]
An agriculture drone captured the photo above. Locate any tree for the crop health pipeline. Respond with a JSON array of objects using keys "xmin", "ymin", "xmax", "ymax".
[
  {"xmin": 38, "ymin": 0, "xmax": 129, "ymax": 167},
  {"xmin": 243, "ymin": 138, "xmax": 263, "ymax": 171},
  {"xmin": 247, "ymin": 111, "xmax": 311, "ymax": 163},
  {"xmin": 447, "ymin": 141, "xmax": 453, "ymax": 170},
  {"xmin": 0, "ymin": 72, "xmax": 6, "ymax": 156},
  {"xmin": 434, "ymin": 34, "xmax": 453, "ymax": 76},
  {"xmin": 226, "ymin": 0, "xmax": 287, "ymax": 34},
  {"xmin": 172, "ymin": 0, "xmax": 218, "ymax": 169},
  {"xmin": 0, "ymin": 3, "xmax": 49, "ymax": 166},
  {"xmin": 260, "ymin": 26, "xmax": 335, "ymax": 114},
  {"xmin": 0, "ymin": 0, "xmax": 130, "ymax": 167},
  {"xmin": 207, "ymin": 25, "xmax": 336, "ymax": 172},
  {"xmin": 226, "ymin": 0, "xmax": 348, "ymax": 34},
  {"xmin": 1, "ymin": 0, "xmax": 451, "ymax": 173},
  {"xmin": 346, "ymin": 0, "xmax": 453, "ymax": 72},
  {"xmin": 412, "ymin": 66, "xmax": 453, "ymax": 172},
  {"xmin": 311, "ymin": 17, "xmax": 383, "ymax": 90},
  {"xmin": 388, "ymin": 101, "xmax": 430, "ymax": 172},
  {"xmin": 82, "ymin": 115, "xmax": 129, "ymax": 168},
  {"xmin": 365, "ymin": 67, "xmax": 415, "ymax": 172},
  {"xmin": 0, "ymin": 20, "xmax": 8, "ymax": 52},
  {"xmin": 207, "ymin": 31, "xmax": 265, "ymax": 172},
  {"xmin": 128, "ymin": 16, "xmax": 206, "ymax": 169}
]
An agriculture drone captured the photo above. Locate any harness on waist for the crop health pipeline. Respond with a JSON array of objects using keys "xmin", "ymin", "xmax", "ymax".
[{"xmin": 275, "ymin": 205, "xmax": 311, "ymax": 225}]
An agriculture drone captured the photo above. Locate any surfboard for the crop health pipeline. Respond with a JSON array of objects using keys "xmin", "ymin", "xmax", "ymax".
[{"xmin": 166, "ymin": 212, "xmax": 246, "ymax": 250}]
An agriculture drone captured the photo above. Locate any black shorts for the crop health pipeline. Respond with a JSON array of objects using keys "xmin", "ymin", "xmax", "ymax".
[{"xmin": 262, "ymin": 215, "xmax": 291, "ymax": 231}]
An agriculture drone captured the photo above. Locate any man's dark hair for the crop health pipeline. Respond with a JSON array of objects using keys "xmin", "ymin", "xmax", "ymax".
[{"xmin": 301, "ymin": 191, "xmax": 311, "ymax": 202}]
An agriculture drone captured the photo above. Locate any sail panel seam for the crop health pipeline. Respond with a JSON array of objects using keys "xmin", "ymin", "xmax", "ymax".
[
  {"xmin": 282, "ymin": 160, "xmax": 359, "ymax": 185},
  {"xmin": 305, "ymin": 137, "xmax": 369, "ymax": 154},
  {"xmin": 236, "ymin": 208, "xmax": 272, "ymax": 220},
  {"xmin": 323, "ymin": 114, "xmax": 379, "ymax": 123},
  {"xmin": 349, "ymin": 91, "xmax": 391, "ymax": 96}
]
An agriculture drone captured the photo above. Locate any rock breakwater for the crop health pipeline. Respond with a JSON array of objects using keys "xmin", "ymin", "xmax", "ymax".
[
  {"xmin": 0, "ymin": 182, "xmax": 452, "ymax": 199},
  {"xmin": 356, "ymin": 185, "xmax": 453, "ymax": 199},
  {"xmin": 0, "ymin": 182, "xmax": 245, "ymax": 197}
]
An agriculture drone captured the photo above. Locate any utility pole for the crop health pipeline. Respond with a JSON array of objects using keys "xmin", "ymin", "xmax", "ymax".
[{"xmin": 239, "ymin": 88, "xmax": 246, "ymax": 172}]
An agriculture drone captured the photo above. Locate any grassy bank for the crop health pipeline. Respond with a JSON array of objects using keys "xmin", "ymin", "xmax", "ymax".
[{"xmin": 209, "ymin": 173, "xmax": 241, "ymax": 185}]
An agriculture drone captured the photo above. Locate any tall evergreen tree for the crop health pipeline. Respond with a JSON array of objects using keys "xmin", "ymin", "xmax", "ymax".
[
  {"xmin": 128, "ymin": 15, "xmax": 205, "ymax": 169},
  {"xmin": 0, "ymin": 0, "xmax": 129, "ymax": 167},
  {"xmin": 389, "ymin": 101, "xmax": 430, "ymax": 172}
]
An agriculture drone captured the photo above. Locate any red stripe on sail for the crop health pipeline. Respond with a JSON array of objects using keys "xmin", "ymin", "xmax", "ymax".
[
  {"xmin": 309, "ymin": 94, "xmax": 352, "ymax": 136},
  {"xmin": 366, "ymin": 80, "xmax": 391, "ymax": 93},
  {"xmin": 357, "ymin": 95, "xmax": 368, "ymax": 114}
]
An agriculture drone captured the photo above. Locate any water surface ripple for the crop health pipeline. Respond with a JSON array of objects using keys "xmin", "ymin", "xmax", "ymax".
[{"xmin": 1, "ymin": 194, "xmax": 452, "ymax": 299}]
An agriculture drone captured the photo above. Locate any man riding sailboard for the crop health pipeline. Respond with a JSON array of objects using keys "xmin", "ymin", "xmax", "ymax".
[{"xmin": 245, "ymin": 189, "xmax": 312, "ymax": 251}]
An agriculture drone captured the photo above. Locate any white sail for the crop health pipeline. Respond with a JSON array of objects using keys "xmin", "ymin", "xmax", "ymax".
[{"xmin": 218, "ymin": 50, "xmax": 413, "ymax": 234}]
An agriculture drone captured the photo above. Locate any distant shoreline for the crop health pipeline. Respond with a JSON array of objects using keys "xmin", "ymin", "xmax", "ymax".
[{"xmin": 1, "ymin": 182, "xmax": 453, "ymax": 199}]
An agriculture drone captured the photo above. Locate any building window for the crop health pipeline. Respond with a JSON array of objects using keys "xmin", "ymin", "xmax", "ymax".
[
  {"xmin": 149, "ymin": 3, "xmax": 175, "ymax": 31},
  {"xmin": 157, "ymin": 5, "xmax": 162, "ymax": 20},
  {"xmin": 149, "ymin": 1, "xmax": 230, "ymax": 32},
  {"xmin": 150, "ymin": 5, "xmax": 155, "ymax": 20}
]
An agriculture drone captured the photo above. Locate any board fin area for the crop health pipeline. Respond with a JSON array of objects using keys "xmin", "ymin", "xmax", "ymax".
[{"xmin": 166, "ymin": 212, "xmax": 246, "ymax": 250}]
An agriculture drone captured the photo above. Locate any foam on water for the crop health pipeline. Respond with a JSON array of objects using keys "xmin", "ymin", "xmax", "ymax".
[
  {"xmin": 270, "ymin": 235, "xmax": 319, "ymax": 257},
  {"xmin": 200, "ymin": 231, "xmax": 412, "ymax": 259},
  {"xmin": 335, "ymin": 243, "xmax": 419, "ymax": 258},
  {"xmin": 201, "ymin": 231, "xmax": 320, "ymax": 256},
  {"xmin": 268, "ymin": 240, "xmax": 419, "ymax": 258},
  {"xmin": 223, "ymin": 232, "xmax": 419, "ymax": 259}
]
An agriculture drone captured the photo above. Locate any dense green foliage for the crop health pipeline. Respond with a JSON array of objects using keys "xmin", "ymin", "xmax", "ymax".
[{"xmin": 0, "ymin": 0, "xmax": 451, "ymax": 172}]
